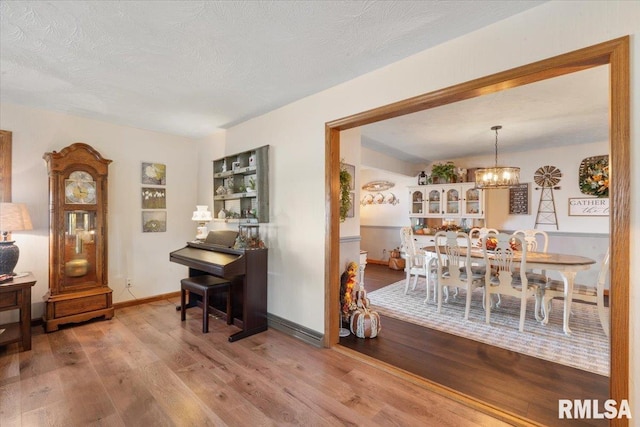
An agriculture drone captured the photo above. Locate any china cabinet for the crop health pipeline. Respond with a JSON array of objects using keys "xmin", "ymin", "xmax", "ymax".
[
  {"xmin": 408, "ymin": 183, "xmax": 484, "ymax": 219},
  {"xmin": 213, "ymin": 145, "xmax": 269, "ymax": 223},
  {"xmin": 42, "ymin": 143, "xmax": 113, "ymax": 332}
]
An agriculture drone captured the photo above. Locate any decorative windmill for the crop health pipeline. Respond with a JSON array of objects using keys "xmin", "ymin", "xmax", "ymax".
[{"xmin": 533, "ymin": 165, "xmax": 562, "ymax": 230}]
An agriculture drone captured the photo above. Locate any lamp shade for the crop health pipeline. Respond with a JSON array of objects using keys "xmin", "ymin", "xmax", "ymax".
[
  {"xmin": 0, "ymin": 203, "xmax": 33, "ymax": 235},
  {"xmin": 191, "ymin": 205, "xmax": 212, "ymax": 222}
]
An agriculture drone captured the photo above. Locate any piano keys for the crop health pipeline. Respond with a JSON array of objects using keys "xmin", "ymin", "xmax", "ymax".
[{"xmin": 170, "ymin": 230, "xmax": 268, "ymax": 342}]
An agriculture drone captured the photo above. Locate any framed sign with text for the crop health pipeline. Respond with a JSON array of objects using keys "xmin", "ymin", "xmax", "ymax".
[
  {"xmin": 568, "ymin": 197, "xmax": 609, "ymax": 216},
  {"xmin": 508, "ymin": 183, "xmax": 530, "ymax": 215}
]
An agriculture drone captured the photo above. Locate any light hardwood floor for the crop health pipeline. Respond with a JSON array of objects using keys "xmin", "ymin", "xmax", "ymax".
[{"xmin": 0, "ymin": 298, "xmax": 512, "ymax": 426}]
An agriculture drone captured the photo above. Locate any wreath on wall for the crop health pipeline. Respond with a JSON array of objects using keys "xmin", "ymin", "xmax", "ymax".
[{"xmin": 579, "ymin": 155, "xmax": 609, "ymax": 198}]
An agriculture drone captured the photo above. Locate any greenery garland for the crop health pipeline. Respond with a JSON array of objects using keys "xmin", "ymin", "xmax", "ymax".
[{"xmin": 339, "ymin": 162, "xmax": 352, "ymax": 222}]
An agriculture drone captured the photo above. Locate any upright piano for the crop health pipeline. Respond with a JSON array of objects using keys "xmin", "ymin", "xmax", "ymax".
[{"xmin": 170, "ymin": 230, "xmax": 268, "ymax": 342}]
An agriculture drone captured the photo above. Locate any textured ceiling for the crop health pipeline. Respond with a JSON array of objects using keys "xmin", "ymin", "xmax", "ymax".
[
  {"xmin": 1, "ymin": 1, "xmax": 546, "ymax": 142},
  {"xmin": 361, "ymin": 65, "xmax": 609, "ymax": 163}
]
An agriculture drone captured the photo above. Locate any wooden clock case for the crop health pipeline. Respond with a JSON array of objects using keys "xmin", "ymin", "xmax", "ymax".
[{"xmin": 42, "ymin": 143, "xmax": 113, "ymax": 332}]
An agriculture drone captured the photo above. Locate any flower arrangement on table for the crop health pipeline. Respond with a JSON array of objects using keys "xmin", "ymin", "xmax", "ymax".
[
  {"xmin": 579, "ymin": 156, "xmax": 609, "ymax": 198},
  {"xmin": 477, "ymin": 236, "xmax": 519, "ymax": 251}
]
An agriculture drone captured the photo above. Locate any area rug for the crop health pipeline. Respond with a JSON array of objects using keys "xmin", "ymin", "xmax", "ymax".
[{"xmin": 367, "ymin": 278, "xmax": 610, "ymax": 376}]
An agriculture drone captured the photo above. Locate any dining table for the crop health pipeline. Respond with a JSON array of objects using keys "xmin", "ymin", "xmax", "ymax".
[{"xmin": 423, "ymin": 245, "xmax": 596, "ymax": 335}]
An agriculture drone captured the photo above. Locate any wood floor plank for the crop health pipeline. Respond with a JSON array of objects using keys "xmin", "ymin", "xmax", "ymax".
[
  {"xmin": 1, "ymin": 293, "xmax": 527, "ymax": 426},
  {"xmin": 0, "ymin": 379, "xmax": 21, "ymax": 425},
  {"xmin": 342, "ymin": 263, "xmax": 609, "ymax": 426}
]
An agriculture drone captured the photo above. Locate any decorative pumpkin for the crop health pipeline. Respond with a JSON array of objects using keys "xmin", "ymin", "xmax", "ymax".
[
  {"xmin": 349, "ymin": 283, "xmax": 381, "ymax": 338},
  {"xmin": 350, "ymin": 308, "xmax": 381, "ymax": 338}
]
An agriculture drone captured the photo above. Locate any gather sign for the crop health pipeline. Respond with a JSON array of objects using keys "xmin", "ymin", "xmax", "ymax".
[{"xmin": 568, "ymin": 197, "xmax": 609, "ymax": 216}]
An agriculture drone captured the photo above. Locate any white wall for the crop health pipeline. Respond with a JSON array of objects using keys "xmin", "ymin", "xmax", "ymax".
[
  {"xmin": 359, "ymin": 167, "xmax": 416, "ymax": 227},
  {"xmin": 1, "ymin": 103, "xmax": 199, "ymax": 320},
  {"xmin": 219, "ymin": 0, "xmax": 639, "ymax": 412}
]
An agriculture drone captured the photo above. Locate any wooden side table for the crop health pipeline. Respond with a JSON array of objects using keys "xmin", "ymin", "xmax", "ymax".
[{"xmin": 0, "ymin": 272, "xmax": 36, "ymax": 351}]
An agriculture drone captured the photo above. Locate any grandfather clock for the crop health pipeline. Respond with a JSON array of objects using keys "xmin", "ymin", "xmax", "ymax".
[{"xmin": 43, "ymin": 143, "xmax": 113, "ymax": 332}]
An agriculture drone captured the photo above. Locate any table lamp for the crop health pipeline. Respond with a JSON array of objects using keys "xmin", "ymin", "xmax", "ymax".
[
  {"xmin": 0, "ymin": 203, "xmax": 33, "ymax": 275},
  {"xmin": 191, "ymin": 205, "xmax": 212, "ymax": 240}
]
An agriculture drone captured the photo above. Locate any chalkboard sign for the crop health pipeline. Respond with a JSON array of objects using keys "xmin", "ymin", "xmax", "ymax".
[{"xmin": 509, "ymin": 183, "xmax": 529, "ymax": 215}]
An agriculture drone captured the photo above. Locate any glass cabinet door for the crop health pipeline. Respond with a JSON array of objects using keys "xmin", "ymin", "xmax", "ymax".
[
  {"xmin": 410, "ymin": 189, "xmax": 424, "ymax": 215},
  {"xmin": 444, "ymin": 188, "xmax": 460, "ymax": 215},
  {"xmin": 427, "ymin": 189, "xmax": 441, "ymax": 215},
  {"xmin": 464, "ymin": 187, "xmax": 482, "ymax": 216},
  {"xmin": 62, "ymin": 210, "xmax": 98, "ymax": 289}
]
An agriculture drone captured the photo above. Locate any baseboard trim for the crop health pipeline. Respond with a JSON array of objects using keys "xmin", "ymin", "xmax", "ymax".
[
  {"xmin": 113, "ymin": 291, "xmax": 181, "ymax": 309},
  {"xmin": 31, "ymin": 291, "xmax": 325, "ymax": 349},
  {"xmin": 267, "ymin": 313, "xmax": 324, "ymax": 348},
  {"xmin": 367, "ymin": 259, "xmax": 389, "ymax": 265}
]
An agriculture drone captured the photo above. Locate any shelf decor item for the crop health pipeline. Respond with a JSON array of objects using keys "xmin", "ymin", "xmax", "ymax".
[
  {"xmin": 431, "ymin": 161, "xmax": 457, "ymax": 184},
  {"xmin": 213, "ymin": 145, "xmax": 269, "ymax": 223},
  {"xmin": 579, "ymin": 155, "xmax": 609, "ymax": 198}
]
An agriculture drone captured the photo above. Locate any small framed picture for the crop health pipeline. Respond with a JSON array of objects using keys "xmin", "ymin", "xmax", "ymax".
[
  {"xmin": 141, "ymin": 162, "xmax": 166, "ymax": 185},
  {"xmin": 142, "ymin": 211, "xmax": 166, "ymax": 232},
  {"xmin": 344, "ymin": 163, "xmax": 355, "ymax": 190},
  {"xmin": 141, "ymin": 187, "xmax": 166, "ymax": 209},
  {"xmin": 347, "ymin": 192, "xmax": 355, "ymax": 218}
]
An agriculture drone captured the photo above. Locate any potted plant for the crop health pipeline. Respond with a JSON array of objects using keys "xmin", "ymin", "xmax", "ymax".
[{"xmin": 431, "ymin": 161, "xmax": 457, "ymax": 183}]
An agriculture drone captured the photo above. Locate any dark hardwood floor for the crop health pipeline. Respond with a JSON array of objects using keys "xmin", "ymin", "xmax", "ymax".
[{"xmin": 339, "ymin": 262, "xmax": 609, "ymax": 427}]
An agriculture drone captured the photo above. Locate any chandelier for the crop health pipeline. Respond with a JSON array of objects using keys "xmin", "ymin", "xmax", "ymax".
[{"xmin": 474, "ymin": 125, "xmax": 520, "ymax": 189}]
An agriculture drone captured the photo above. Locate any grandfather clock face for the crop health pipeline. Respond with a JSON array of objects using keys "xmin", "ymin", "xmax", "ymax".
[{"xmin": 64, "ymin": 171, "xmax": 97, "ymax": 205}]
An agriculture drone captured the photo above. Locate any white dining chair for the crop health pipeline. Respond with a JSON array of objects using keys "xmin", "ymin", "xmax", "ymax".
[
  {"xmin": 400, "ymin": 227, "xmax": 428, "ymax": 295},
  {"xmin": 513, "ymin": 229, "xmax": 550, "ymax": 305},
  {"xmin": 513, "ymin": 229, "xmax": 549, "ymax": 253},
  {"xmin": 483, "ymin": 232, "xmax": 543, "ymax": 332},
  {"xmin": 434, "ymin": 231, "xmax": 485, "ymax": 320},
  {"xmin": 541, "ymin": 247, "xmax": 610, "ymax": 337},
  {"xmin": 469, "ymin": 227, "xmax": 499, "ymax": 246}
]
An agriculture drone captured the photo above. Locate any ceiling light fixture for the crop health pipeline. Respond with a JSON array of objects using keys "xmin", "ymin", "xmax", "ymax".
[{"xmin": 474, "ymin": 125, "xmax": 520, "ymax": 189}]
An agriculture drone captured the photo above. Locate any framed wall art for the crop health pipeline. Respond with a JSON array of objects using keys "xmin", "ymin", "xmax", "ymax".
[
  {"xmin": 142, "ymin": 211, "xmax": 167, "ymax": 232},
  {"xmin": 141, "ymin": 187, "xmax": 166, "ymax": 209},
  {"xmin": 141, "ymin": 162, "xmax": 166, "ymax": 185},
  {"xmin": 568, "ymin": 197, "xmax": 609, "ymax": 216}
]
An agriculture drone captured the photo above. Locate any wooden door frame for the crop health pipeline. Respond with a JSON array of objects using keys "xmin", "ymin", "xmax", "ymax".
[{"xmin": 325, "ymin": 37, "xmax": 629, "ymax": 426}]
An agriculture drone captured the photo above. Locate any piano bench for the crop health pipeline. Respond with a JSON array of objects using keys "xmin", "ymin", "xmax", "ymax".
[{"xmin": 180, "ymin": 276, "xmax": 232, "ymax": 333}]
